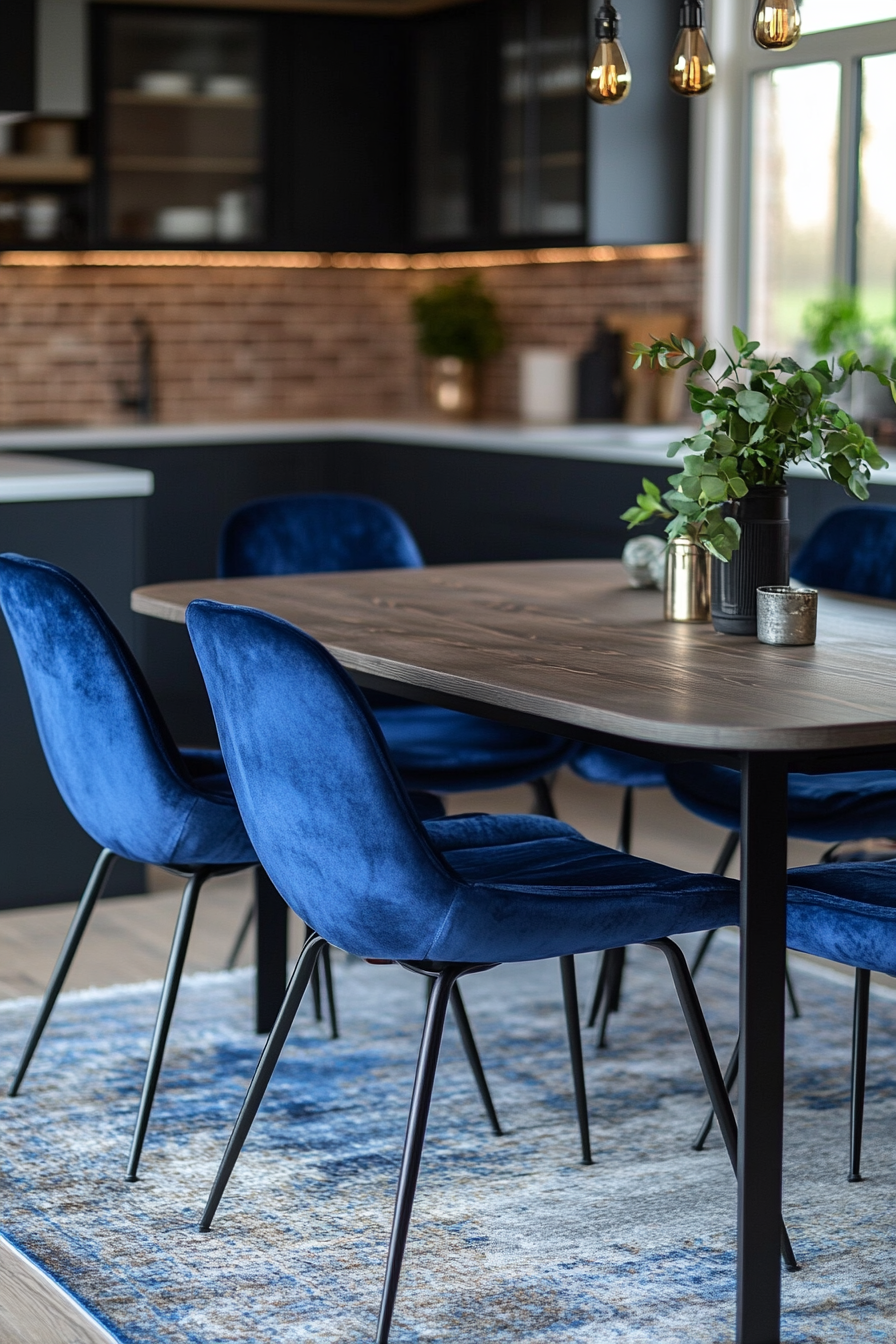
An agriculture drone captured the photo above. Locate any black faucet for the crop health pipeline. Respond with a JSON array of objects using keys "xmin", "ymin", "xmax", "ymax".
[{"xmin": 116, "ymin": 317, "xmax": 155, "ymax": 422}]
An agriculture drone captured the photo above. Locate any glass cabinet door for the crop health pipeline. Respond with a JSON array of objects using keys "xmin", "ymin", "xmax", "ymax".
[
  {"xmin": 103, "ymin": 10, "xmax": 263, "ymax": 244},
  {"xmin": 500, "ymin": 0, "xmax": 586, "ymax": 238}
]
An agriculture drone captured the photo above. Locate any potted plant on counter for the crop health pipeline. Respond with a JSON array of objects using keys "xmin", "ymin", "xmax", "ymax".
[
  {"xmin": 411, "ymin": 274, "xmax": 505, "ymax": 419},
  {"xmin": 622, "ymin": 327, "xmax": 894, "ymax": 634}
]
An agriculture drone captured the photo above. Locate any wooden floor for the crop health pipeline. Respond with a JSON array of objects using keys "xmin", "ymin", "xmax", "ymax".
[{"xmin": 0, "ymin": 769, "xmax": 887, "ymax": 1341}]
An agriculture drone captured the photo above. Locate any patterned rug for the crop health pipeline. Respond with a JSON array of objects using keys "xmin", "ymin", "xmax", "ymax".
[{"xmin": 0, "ymin": 935, "xmax": 894, "ymax": 1343}]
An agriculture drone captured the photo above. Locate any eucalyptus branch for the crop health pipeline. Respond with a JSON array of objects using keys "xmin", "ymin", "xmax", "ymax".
[{"xmin": 622, "ymin": 327, "xmax": 893, "ymax": 561}]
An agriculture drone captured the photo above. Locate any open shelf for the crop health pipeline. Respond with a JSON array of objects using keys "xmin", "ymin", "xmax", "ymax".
[
  {"xmin": 109, "ymin": 155, "xmax": 259, "ymax": 174},
  {"xmin": 0, "ymin": 157, "xmax": 92, "ymax": 184},
  {"xmin": 109, "ymin": 90, "xmax": 259, "ymax": 110}
]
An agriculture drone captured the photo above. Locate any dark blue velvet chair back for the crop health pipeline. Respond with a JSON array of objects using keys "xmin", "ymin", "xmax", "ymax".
[
  {"xmin": 792, "ymin": 505, "xmax": 896, "ymax": 599},
  {"xmin": 219, "ymin": 493, "xmax": 424, "ymax": 579},
  {"xmin": 186, "ymin": 599, "xmax": 459, "ymax": 958},
  {"xmin": 0, "ymin": 554, "xmax": 252, "ymax": 868}
]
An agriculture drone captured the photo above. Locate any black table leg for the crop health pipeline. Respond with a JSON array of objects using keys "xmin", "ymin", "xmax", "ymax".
[
  {"xmin": 737, "ymin": 753, "xmax": 788, "ymax": 1343},
  {"xmin": 255, "ymin": 865, "xmax": 288, "ymax": 1033}
]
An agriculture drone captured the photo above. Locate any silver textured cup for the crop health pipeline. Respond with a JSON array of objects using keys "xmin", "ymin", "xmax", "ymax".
[{"xmin": 756, "ymin": 586, "xmax": 817, "ymax": 646}]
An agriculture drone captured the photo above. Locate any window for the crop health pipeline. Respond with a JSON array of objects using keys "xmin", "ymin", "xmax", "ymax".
[
  {"xmin": 749, "ymin": 63, "xmax": 840, "ymax": 350},
  {"xmin": 801, "ymin": 1, "xmax": 896, "ymax": 36},
  {"xmin": 857, "ymin": 52, "xmax": 896, "ymax": 322},
  {"xmin": 742, "ymin": 13, "xmax": 896, "ymax": 352}
]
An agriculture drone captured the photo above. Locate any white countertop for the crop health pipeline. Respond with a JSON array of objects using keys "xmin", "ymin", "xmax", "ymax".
[
  {"xmin": 0, "ymin": 454, "xmax": 154, "ymax": 503},
  {"xmin": 0, "ymin": 419, "xmax": 890, "ymax": 486}
]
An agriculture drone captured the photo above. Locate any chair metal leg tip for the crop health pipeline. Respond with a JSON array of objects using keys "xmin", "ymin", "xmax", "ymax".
[
  {"xmin": 124, "ymin": 1173, "xmax": 138, "ymax": 1183},
  {"xmin": 848, "ymin": 1173, "xmax": 864, "ymax": 1183}
]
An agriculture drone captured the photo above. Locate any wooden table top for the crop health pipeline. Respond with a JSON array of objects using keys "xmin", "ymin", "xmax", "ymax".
[{"xmin": 132, "ymin": 559, "xmax": 896, "ymax": 755}]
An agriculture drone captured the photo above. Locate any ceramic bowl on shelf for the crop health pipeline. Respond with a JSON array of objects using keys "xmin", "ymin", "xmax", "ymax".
[
  {"xmin": 203, "ymin": 75, "xmax": 254, "ymax": 99},
  {"xmin": 156, "ymin": 207, "xmax": 215, "ymax": 241},
  {"xmin": 137, "ymin": 71, "xmax": 194, "ymax": 97}
]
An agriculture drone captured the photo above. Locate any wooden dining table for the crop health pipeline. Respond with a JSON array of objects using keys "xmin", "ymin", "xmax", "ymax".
[{"xmin": 132, "ymin": 558, "xmax": 896, "ymax": 1344}]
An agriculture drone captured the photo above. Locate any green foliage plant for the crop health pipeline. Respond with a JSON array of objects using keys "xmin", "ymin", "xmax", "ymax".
[
  {"xmin": 411, "ymin": 274, "xmax": 506, "ymax": 364},
  {"xmin": 622, "ymin": 327, "xmax": 894, "ymax": 562},
  {"xmin": 803, "ymin": 288, "xmax": 896, "ymax": 368}
]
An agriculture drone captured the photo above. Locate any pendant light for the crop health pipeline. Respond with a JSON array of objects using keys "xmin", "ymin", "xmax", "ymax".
[
  {"xmin": 586, "ymin": 3, "xmax": 631, "ymax": 105},
  {"xmin": 753, "ymin": 0, "xmax": 802, "ymax": 50},
  {"xmin": 669, "ymin": 0, "xmax": 716, "ymax": 96}
]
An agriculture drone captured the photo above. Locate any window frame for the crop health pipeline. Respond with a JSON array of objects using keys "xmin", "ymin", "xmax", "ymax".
[{"xmin": 703, "ymin": 3, "xmax": 896, "ymax": 342}]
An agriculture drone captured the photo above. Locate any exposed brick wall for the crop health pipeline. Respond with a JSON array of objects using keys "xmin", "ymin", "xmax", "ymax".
[{"xmin": 0, "ymin": 249, "xmax": 701, "ymax": 427}]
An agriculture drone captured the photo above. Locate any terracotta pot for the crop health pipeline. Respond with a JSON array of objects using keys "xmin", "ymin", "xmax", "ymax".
[{"xmin": 428, "ymin": 357, "xmax": 478, "ymax": 418}]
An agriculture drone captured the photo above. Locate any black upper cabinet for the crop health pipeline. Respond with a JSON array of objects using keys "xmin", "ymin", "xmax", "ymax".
[
  {"xmin": 91, "ymin": 0, "xmax": 681, "ymax": 253},
  {"xmin": 413, "ymin": 0, "xmax": 587, "ymax": 251},
  {"xmin": 267, "ymin": 13, "xmax": 411, "ymax": 252},
  {"xmin": 0, "ymin": 0, "xmax": 35, "ymax": 115}
]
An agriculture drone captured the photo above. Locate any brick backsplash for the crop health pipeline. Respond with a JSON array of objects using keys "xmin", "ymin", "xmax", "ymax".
[{"xmin": 0, "ymin": 249, "xmax": 701, "ymax": 427}]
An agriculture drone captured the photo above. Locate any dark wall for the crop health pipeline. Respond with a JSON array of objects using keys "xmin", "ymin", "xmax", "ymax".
[{"xmin": 587, "ymin": 0, "xmax": 690, "ymax": 245}]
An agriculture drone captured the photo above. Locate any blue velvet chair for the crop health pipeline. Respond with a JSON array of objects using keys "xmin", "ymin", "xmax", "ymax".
[
  {"xmin": 218, "ymin": 492, "xmax": 575, "ymax": 1020},
  {"xmin": 787, "ymin": 857, "xmax": 896, "ymax": 1182},
  {"xmin": 669, "ymin": 505, "xmax": 896, "ymax": 987},
  {"xmin": 184, "ymin": 597, "xmax": 793, "ymax": 1341},
  {"xmin": 0, "ymin": 554, "xmax": 517, "ymax": 1177},
  {"xmin": 0, "ymin": 553, "xmax": 259, "ymax": 1183}
]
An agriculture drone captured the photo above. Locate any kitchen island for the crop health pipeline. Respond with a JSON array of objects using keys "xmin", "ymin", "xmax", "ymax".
[{"xmin": 0, "ymin": 454, "xmax": 153, "ymax": 906}]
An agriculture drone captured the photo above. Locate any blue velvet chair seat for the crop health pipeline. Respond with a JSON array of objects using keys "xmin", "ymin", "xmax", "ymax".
[
  {"xmin": 420, "ymin": 812, "xmax": 736, "ymax": 963},
  {"xmin": 570, "ymin": 744, "xmax": 666, "ymax": 790},
  {"xmin": 787, "ymin": 859, "xmax": 896, "ymax": 975},
  {"xmin": 668, "ymin": 763, "xmax": 896, "ymax": 843},
  {"xmin": 374, "ymin": 705, "xmax": 572, "ymax": 792}
]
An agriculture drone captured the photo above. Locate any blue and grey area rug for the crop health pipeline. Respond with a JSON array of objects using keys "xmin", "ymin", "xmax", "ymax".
[{"xmin": 0, "ymin": 937, "xmax": 894, "ymax": 1343}]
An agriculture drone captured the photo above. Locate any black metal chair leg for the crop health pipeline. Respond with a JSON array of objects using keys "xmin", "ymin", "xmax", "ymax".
[
  {"xmin": 449, "ymin": 984, "xmax": 501, "ymax": 1135},
  {"xmin": 310, "ymin": 959, "xmax": 323, "ymax": 1021},
  {"xmin": 530, "ymin": 775, "xmax": 557, "ymax": 818},
  {"xmin": 200, "ymin": 934, "xmax": 325, "ymax": 1231},
  {"xmin": 560, "ymin": 954, "xmax": 592, "ymax": 1165},
  {"xmin": 321, "ymin": 943, "xmax": 339, "ymax": 1040},
  {"xmin": 376, "ymin": 967, "xmax": 460, "ymax": 1344},
  {"xmin": 689, "ymin": 833, "xmax": 740, "ymax": 979},
  {"xmin": 586, "ymin": 951, "xmax": 610, "ymax": 1029},
  {"xmin": 616, "ymin": 785, "xmax": 634, "ymax": 854},
  {"xmin": 785, "ymin": 959, "xmax": 801, "ymax": 1019},
  {"xmin": 646, "ymin": 938, "xmax": 798, "ymax": 1271},
  {"xmin": 9, "ymin": 848, "xmax": 117, "ymax": 1097},
  {"xmin": 693, "ymin": 1033, "xmax": 739, "ymax": 1151},
  {"xmin": 126, "ymin": 868, "xmax": 208, "ymax": 1182},
  {"xmin": 225, "ymin": 899, "xmax": 255, "ymax": 971},
  {"xmin": 850, "ymin": 967, "xmax": 871, "ymax": 1183},
  {"xmin": 595, "ymin": 946, "xmax": 625, "ymax": 1050}
]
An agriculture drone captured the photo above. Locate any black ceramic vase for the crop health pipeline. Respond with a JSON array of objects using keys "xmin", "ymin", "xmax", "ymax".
[{"xmin": 710, "ymin": 485, "xmax": 789, "ymax": 636}]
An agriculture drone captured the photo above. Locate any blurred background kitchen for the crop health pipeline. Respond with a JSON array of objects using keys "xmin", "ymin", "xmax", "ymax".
[{"xmin": 0, "ymin": 0, "xmax": 895, "ymax": 922}]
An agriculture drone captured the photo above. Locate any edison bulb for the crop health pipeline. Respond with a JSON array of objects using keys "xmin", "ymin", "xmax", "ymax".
[
  {"xmin": 753, "ymin": 0, "xmax": 801, "ymax": 50},
  {"xmin": 586, "ymin": 4, "xmax": 631, "ymax": 105},
  {"xmin": 669, "ymin": 0, "xmax": 715, "ymax": 97}
]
